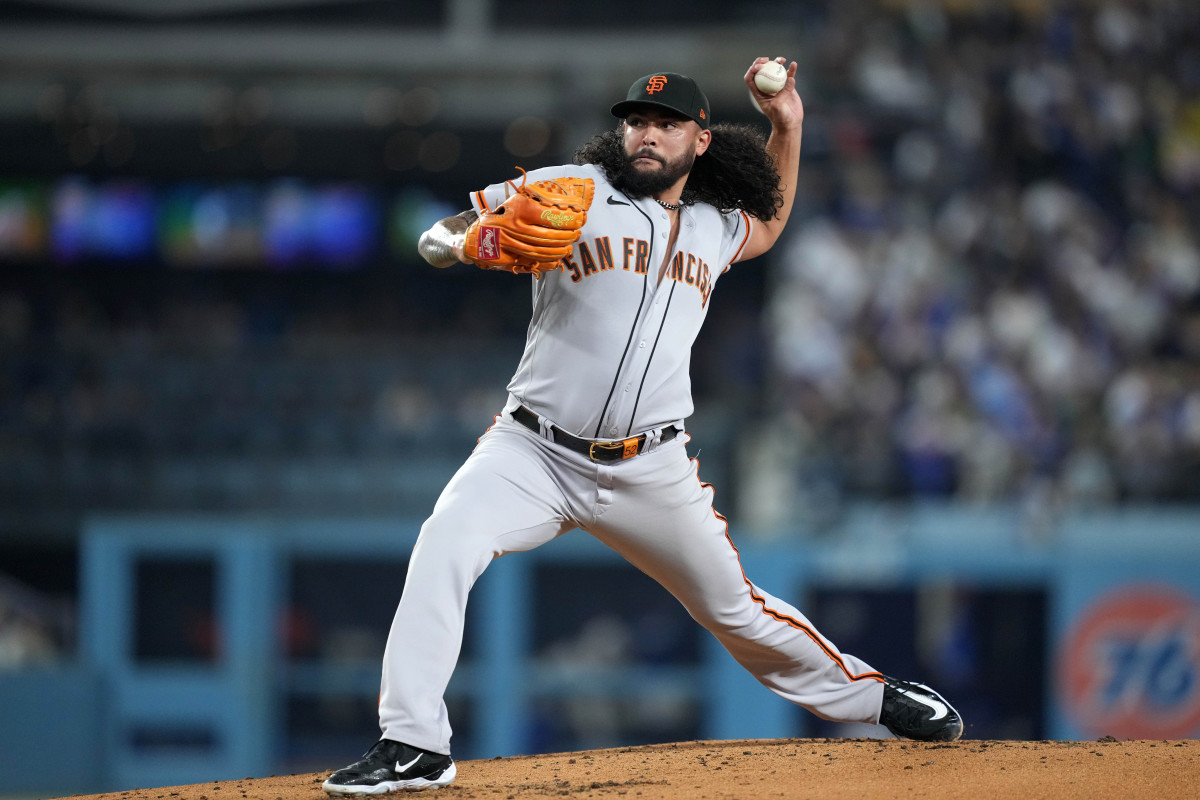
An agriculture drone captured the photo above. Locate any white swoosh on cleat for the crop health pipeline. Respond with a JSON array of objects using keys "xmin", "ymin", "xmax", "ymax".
[
  {"xmin": 394, "ymin": 755, "xmax": 421, "ymax": 774},
  {"xmin": 900, "ymin": 686, "xmax": 948, "ymax": 719}
]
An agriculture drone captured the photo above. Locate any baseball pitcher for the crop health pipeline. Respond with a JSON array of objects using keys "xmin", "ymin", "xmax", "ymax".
[{"xmin": 323, "ymin": 58, "xmax": 963, "ymax": 796}]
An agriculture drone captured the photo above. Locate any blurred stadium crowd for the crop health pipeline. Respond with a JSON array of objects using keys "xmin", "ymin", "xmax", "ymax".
[
  {"xmin": 746, "ymin": 0, "xmax": 1200, "ymax": 529},
  {"xmin": 2, "ymin": 0, "xmax": 1199, "ymax": 545}
]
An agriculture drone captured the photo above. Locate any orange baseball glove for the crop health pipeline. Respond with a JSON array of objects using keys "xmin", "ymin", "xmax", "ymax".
[{"xmin": 464, "ymin": 169, "xmax": 595, "ymax": 277}]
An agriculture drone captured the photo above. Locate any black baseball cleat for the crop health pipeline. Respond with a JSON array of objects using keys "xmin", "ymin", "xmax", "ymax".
[
  {"xmin": 322, "ymin": 739, "xmax": 456, "ymax": 795},
  {"xmin": 879, "ymin": 676, "xmax": 964, "ymax": 742}
]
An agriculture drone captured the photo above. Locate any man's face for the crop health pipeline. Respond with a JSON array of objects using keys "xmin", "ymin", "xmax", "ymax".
[{"xmin": 618, "ymin": 108, "xmax": 710, "ymax": 197}]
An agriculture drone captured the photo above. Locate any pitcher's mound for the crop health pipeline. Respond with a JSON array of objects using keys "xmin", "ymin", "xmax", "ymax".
[{"xmin": 58, "ymin": 737, "xmax": 1199, "ymax": 800}]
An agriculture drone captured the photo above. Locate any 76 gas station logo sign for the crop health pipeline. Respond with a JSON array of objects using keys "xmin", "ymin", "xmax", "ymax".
[{"xmin": 1058, "ymin": 585, "xmax": 1200, "ymax": 739}]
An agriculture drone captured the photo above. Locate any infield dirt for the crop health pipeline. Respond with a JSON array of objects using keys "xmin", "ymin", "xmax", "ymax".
[{"xmin": 58, "ymin": 738, "xmax": 1199, "ymax": 800}]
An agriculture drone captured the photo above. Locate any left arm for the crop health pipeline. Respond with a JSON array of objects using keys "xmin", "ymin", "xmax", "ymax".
[{"xmin": 737, "ymin": 57, "xmax": 805, "ymax": 263}]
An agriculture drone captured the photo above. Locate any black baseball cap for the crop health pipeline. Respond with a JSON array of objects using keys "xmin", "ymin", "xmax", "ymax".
[{"xmin": 610, "ymin": 72, "xmax": 711, "ymax": 130}]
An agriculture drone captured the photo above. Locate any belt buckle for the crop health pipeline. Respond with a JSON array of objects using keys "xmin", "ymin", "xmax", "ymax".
[{"xmin": 589, "ymin": 437, "xmax": 642, "ymax": 462}]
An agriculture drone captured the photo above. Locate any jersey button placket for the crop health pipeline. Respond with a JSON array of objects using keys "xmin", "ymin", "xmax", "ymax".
[{"xmin": 604, "ymin": 205, "xmax": 667, "ymax": 437}]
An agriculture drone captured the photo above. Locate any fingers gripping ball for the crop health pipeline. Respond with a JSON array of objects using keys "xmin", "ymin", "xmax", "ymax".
[{"xmin": 465, "ymin": 169, "xmax": 596, "ymax": 277}]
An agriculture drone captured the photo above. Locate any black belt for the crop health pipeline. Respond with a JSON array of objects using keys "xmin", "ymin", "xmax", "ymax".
[{"xmin": 511, "ymin": 405, "xmax": 678, "ymax": 463}]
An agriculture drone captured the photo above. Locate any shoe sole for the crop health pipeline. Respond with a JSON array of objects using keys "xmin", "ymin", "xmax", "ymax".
[{"xmin": 322, "ymin": 762, "xmax": 457, "ymax": 795}]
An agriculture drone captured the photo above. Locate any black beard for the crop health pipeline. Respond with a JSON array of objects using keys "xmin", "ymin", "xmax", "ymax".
[{"xmin": 612, "ymin": 149, "xmax": 695, "ymax": 199}]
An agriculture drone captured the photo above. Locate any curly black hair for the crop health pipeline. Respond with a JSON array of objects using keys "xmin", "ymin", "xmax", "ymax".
[{"xmin": 572, "ymin": 122, "xmax": 783, "ymax": 221}]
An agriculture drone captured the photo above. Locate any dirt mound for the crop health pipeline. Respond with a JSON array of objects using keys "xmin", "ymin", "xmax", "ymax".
[{"xmin": 59, "ymin": 738, "xmax": 1199, "ymax": 800}]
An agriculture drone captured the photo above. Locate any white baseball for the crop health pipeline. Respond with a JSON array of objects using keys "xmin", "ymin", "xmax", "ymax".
[{"xmin": 754, "ymin": 61, "xmax": 788, "ymax": 95}]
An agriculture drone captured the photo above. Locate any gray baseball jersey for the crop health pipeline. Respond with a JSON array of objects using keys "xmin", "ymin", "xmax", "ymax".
[
  {"xmin": 477, "ymin": 163, "xmax": 752, "ymax": 439},
  {"xmin": 376, "ymin": 164, "xmax": 886, "ymax": 757}
]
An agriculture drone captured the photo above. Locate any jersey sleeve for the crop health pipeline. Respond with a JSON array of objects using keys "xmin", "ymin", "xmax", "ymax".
[
  {"xmin": 718, "ymin": 209, "xmax": 755, "ymax": 271},
  {"xmin": 469, "ymin": 164, "xmax": 602, "ymax": 215},
  {"xmin": 469, "ymin": 180, "xmax": 508, "ymax": 215}
]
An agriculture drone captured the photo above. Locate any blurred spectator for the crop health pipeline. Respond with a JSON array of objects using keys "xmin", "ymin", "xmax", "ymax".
[{"xmin": 0, "ymin": 573, "xmax": 73, "ymax": 668}]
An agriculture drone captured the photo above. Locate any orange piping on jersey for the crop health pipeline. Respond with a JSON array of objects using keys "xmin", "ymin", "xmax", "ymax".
[
  {"xmin": 726, "ymin": 210, "xmax": 754, "ymax": 270},
  {"xmin": 692, "ymin": 457, "xmax": 885, "ymax": 685},
  {"xmin": 475, "ymin": 190, "xmax": 492, "ymax": 213}
]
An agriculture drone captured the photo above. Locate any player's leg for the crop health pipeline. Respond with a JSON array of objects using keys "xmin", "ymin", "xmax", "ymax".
[
  {"xmin": 585, "ymin": 440, "xmax": 961, "ymax": 740},
  {"xmin": 325, "ymin": 420, "xmax": 578, "ymax": 795},
  {"xmin": 381, "ymin": 419, "xmax": 590, "ymax": 750}
]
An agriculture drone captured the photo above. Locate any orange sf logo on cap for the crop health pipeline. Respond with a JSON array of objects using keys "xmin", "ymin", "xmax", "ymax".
[{"xmin": 646, "ymin": 75, "xmax": 669, "ymax": 94}]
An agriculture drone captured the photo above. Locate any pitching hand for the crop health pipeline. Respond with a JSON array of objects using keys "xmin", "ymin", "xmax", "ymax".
[{"xmin": 746, "ymin": 57, "xmax": 804, "ymax": 131}]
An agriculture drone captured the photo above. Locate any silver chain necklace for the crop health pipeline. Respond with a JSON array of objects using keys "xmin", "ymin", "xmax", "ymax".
[{"xmin": 653, "ymin": 198, "xmax": 682, "ymax": 211}]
